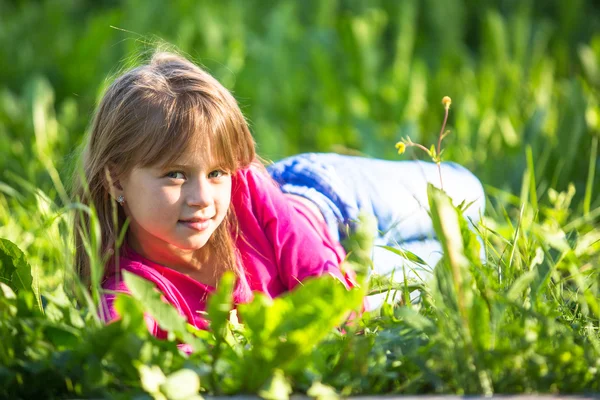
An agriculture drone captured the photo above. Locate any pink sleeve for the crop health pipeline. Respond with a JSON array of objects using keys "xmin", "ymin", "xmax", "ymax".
[{"xmin": 242, "ymin": 166, "xmax": 353, "ymax": 290}]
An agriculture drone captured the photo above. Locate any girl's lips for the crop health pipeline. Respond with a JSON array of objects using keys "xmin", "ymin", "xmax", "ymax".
[{"xmin": 179, "ymin": 219, "xmax": 210, "ymax": 231}]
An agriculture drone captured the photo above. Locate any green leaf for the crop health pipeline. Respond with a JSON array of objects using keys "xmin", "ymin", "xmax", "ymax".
[
  {"xmin": 367, "ymin": 273, "xmax": 424, "ymax": 295},
  {"xmin": 206, "ymin": 271, "xmax": 236, "ymax": 337},
  {"xmin": 394, "ymin": 306, "xmax": 436, "ymax": 332},
  {"xmin": 376, "ymin": 245, "xmax": 427, "ymax": 265},
  {"xmin": 43, "ymin": 325, "xmax": 81, "ymax": 348},
  {"xmin": 0, "ymin": 226, "xmax": 37, "ymax": 302},
  {"xmin": 427, "ymin": 184, "xmax": 470, "ymax": 272},
  {"xmin": 139, "ymin": 364, "xmax": 167, "ymax": 396},
  {"xmin": 160, "ymin": 369, "xmax": 201, "ymax": 400},
  {"xmin": 427, "ymin": 183, "xmax": 474, "ymax": 318},
  {"xmin": 307, "ymin": 381, "xmax": 339, "ymax": 400},
  {"xmin": 238, "ymin": 276, "xmax": 363, "ymax": 391},
  {"xmin": 506, "ymin": 269, "xmax": 538, "ymax": 302},
  {"xmin": 0, "ymin": 282, "xmax": 16, "ymax": 300},
  {"xmin": 122, "ymin": 271, "xmax": 203, "ymax": 350},
  {"xmin": 0, "ymin": 239, "xmax": 39, "ymax": 309},
  {"xmin": 258, "ymin": 369, "xmax": 292, "ymax": 400},
  {"xmin": 124, "ymin": 271, "xmax": 188, "ymax": 333},
  {"xmin": 113, "ymin": 293, "xmax": 148, "ymax": 336},
  {"xmin": 429, "ymin": 144, "xmax": 436, "ymax": 158},
  {"xmin": 342, "ymin": 212, "xmax": 377, "ymax": 281}
]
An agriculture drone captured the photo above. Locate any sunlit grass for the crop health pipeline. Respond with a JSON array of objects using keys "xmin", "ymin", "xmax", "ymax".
[{"xmin": 1, "ymin": 0, "xmax": 600, "ymax": 397}]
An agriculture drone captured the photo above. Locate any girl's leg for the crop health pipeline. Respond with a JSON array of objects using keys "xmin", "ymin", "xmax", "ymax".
[
  {"xmin": 336, "ymin": 157, "xmax": 485, "ymax": 243},
  {"xmin": 268, "ymin": 153, "xmax": 486, "ymax": 310},
  {"xmin": 268, "ymin": 153, "xmax": 486, "ymax": 243}
]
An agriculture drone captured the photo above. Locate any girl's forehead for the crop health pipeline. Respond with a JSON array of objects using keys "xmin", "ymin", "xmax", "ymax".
[
  {"xmin": 162, "ymin": 142, "xmax": 223, "ymax": 168},
  {"xmin": 135, "ymin": 122, "xmax": 233, "ymax": 170}
]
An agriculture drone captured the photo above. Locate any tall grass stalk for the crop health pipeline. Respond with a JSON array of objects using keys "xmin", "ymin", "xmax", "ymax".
[{"xmin": 584, "ymin": 136, "xmax": 598, "ymax": 216}]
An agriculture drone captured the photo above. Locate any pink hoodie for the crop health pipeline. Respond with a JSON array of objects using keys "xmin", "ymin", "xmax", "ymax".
[{"xmin": 101, "ymin": 165, "xmax": 355, "ymax": 337}]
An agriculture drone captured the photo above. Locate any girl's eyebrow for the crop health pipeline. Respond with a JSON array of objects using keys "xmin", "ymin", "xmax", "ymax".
[
  {"xmin": 161, "ymin": 162, "xmax": 224, "ymax": 171},
  {"xmin": 166, "ymin": 163, "xmax": 189, "ymax": 170},
  {"xmin": 153, "ymin": 162, "xmax": 190, "ymax": 172}
]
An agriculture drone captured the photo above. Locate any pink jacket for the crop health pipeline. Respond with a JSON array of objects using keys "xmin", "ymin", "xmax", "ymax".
[{"xmin": 101, "ymin": 165, "xmax": 354, "ymax": 337}]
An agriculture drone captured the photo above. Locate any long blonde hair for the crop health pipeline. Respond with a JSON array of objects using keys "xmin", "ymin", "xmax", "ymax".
[{"xmin": 73, "ymin": 51, "xmax": 256, "ymax": 284}]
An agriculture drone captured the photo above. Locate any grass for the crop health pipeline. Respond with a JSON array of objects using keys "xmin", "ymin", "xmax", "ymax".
[
  {"xmin": 1, "ymin": 116, "xmax": 599, "ymax": 397},
  {"xmin": 2, "ymin": 164, "xmax": 600, "ymax": 398},
  {"xmin": 1, "ymin": 0, "xmax": 600, "ymax": 397}
]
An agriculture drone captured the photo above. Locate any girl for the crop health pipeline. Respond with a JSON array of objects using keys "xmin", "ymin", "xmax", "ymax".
[{"xmin": 73, "ymin": 51, "xmax": 484, "ymax": 337}]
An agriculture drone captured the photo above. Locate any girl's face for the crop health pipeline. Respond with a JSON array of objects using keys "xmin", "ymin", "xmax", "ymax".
[{"xmin": 118, "ymin": 148, "xmax": 232, "ymax": 264}]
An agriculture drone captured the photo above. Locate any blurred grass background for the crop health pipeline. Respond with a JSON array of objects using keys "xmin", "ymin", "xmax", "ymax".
[
  {"xmin": 1, "ymin": 0, "xmax": 599, "ymax": 277},
  {"xmin": 2, "ymin": 3, "xmax": 600, "ymax": 395}
]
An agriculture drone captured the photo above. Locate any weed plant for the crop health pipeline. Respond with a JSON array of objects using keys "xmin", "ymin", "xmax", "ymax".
[
  {"xmin": 1, "ymin": 98, "xmax": 600, "ymax": 397},
  {"xmin": 1, "ymin": 0, "xmax": 600, "ymax": 398},
  {"xmin": 1, "ymin": 170, "xmax": 599, "ymax": 398}
]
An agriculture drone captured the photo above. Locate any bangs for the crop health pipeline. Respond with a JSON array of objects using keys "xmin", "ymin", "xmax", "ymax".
[{"xmin": 132, "ymin": 94, "xmax": 248, "ymax": 171}]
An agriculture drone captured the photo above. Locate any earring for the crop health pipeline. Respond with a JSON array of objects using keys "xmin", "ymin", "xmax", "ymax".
[{"xmin": 117, "ymin": 195, "xmax": 125, "ymax": 205}]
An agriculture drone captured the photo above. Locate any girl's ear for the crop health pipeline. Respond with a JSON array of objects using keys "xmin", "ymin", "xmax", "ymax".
[{"xmin": 103, "ymin": 164, "xmax": 124, "ymax": 198}]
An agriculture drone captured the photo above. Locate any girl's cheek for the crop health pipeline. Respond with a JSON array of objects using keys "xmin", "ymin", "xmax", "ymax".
[{"xmin": 155, "ymin": 189, "xmax": 183, "ymax": 209}]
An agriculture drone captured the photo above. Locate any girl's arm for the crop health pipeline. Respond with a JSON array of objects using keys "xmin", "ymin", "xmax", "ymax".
[{"xmin": 234, "ymin": 166, "xmax": 356, "ymax": 291}]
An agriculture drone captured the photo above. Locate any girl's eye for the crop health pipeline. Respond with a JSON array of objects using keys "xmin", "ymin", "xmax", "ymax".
[
  {"xmin": 166, "ymin": 171, "xmax": 185, "ymax": 180},
  {"xmin": 208, "ymin": 169, "xmax": 227, "ymax": 179}
]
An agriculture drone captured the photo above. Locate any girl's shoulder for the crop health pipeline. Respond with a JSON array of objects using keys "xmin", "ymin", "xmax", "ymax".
[
  {"xmin": 233, "ymin": 161, "xmax": 272, "ymax": 184},
  {"xmin": 232, "ymin": 161, "xmax": 281, "ymax": 206}
]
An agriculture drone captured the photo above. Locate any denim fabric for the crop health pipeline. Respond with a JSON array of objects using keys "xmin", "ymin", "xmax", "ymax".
[{"xmin": 268, "ymin": 153, "xmax": 486, "ymax": 309}]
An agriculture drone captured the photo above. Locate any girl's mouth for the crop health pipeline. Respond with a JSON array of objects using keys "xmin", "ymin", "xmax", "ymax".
[{"xmin": 179, "ymin": 219, "xmax": 210, "ymax": 231}]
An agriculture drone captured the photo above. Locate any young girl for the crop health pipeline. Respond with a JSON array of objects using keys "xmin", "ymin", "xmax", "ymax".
[{"xmin": 73, "ymin": 51, "xmax": 484, "ymax": 337}]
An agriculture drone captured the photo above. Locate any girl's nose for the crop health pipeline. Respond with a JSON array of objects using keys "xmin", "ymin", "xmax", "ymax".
[{"xmin": 186, "ymin": 178, "xmax": 213, "ymax": 208}]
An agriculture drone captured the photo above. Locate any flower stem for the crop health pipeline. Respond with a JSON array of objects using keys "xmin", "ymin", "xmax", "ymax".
[
  {"xmin": 437, "ymin": 107, "xmax": 450, "ymax": 189},
  {"xmin": 438, "ymin": 108, "xmax": 449, "ymax": 156},
  {"xmin": 409, "ymin": 142, "xmax": 431, "ymax": 154}
]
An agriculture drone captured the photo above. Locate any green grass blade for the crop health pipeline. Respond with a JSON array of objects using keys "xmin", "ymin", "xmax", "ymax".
[{"xmin": 583, "ymin": 135, "xmax": 598, "ymax": 216}]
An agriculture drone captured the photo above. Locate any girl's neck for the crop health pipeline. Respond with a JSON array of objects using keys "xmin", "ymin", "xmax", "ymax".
[{"xmin": 126, "ymin": 235, "xmax": 222, "ymax": 287}]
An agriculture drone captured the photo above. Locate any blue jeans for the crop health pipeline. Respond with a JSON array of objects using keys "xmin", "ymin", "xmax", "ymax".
[{"xmin": 268, "ymin": 153, "xmax": 486, "ymax": 309}]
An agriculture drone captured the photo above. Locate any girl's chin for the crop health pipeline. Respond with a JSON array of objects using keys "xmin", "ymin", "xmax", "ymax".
[{"xmin": 172, "ymin": 236, "xmax": 212, "ymax": 251}]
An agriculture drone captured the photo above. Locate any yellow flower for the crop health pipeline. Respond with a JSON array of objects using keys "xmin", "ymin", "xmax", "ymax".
[
  {"xmin": 442, "ymin": 96, "xmax": 452, "ymax": 109},
  {"xmin": 395, "ymin": 141, "xmax": 406, "ymax": 155}
]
